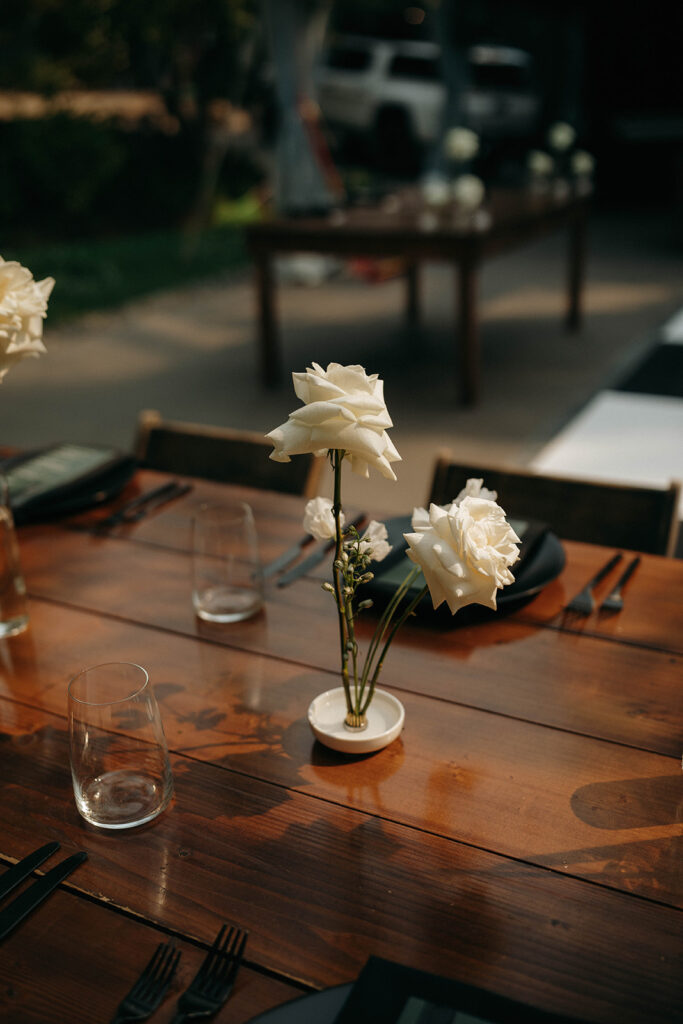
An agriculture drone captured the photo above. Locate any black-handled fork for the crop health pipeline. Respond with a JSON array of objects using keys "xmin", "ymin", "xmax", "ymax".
[
  {"xmin": 565, "ymin": 552, "xmax": 622, "ymax": 616},
  {"xmin": 600, "ymin": 556, "xmax": 641, "ymax": 612},
  {"xmin": 110, "ymin": 941, "xmax": 181, "ymax": 1023},
  {"xmin": 170, "ymin": 924, "xmax": 247, "ymax": 1023}
]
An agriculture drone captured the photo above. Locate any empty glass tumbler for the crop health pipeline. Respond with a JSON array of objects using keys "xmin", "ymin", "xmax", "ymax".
[
  {"xmin": 0, "ymin": 475, "xmax": 29, "ymax": 639},
  {"xmin": 192, "ymin": 501, "xmax": 263, "ymax": 623},
  {"xmin": 68, "ymin": 662, "xmax": 174, "ymax": 829}
]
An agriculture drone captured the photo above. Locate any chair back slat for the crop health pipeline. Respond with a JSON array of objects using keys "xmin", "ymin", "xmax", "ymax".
[
  {"xmin": 428, "ymin": 455, "xmax": 680, "ymax": 556},
  {"xmin": 135, "ymin": 411, "xmax": 324, "ymax": 498}
]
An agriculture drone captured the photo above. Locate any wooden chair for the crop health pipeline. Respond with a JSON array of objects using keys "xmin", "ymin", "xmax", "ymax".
[
  {"xmin": 427, "ymin": 452, "xmax": 681, "ymax": 556},
  {"xmin": 134, "ymin": 410, "xmax": 325, "ymax": 498}
]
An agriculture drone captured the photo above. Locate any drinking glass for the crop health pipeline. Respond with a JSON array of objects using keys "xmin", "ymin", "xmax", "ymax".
[
  {"xmin": 0, "ymin": 475, "xmax": 29, "ymax": 638},
  {"xmin": 192, "ymin": 501, "xmax": 263, "ymax": 623},
  {"xmin": 68, "ymin": 662, "xmax": 174, "ymax": 829}
]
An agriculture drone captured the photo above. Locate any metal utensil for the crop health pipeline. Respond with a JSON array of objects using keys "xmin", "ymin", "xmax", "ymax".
[
  {"xmin": 262, "ymin": 533, "xmax": 314, "ymax": 579},
  {"xmin": 0, "ymin": 842, "xmax": 60, "ymax": 902},
  {"xmin": 0, "ymin": 851, "xmax": 87, "ymax": 941},
  {"xmin": 600, "ymin": 556, "xmax": 641, "ymax": 612},
  {"xmin": 276, "ymin": 513, "xmax": 366, "ymax": 587},
  {"xmin": 170, "ymin": 924, "xmax": 247, "ymax": 1023},
  {"xmin": 110, "ymin": 941, "xmax": 181, "ymax": 1024},
  {"xmin": 565, "ymin": 552, "xmax": 622, "ymax": 616},
  {"xmin": 124, "ymin": 482, "xmax": 192, "ymax": 522},
  {"xmin": 96, "ymin": 482, "xmax": 182, "ymax": 530}
]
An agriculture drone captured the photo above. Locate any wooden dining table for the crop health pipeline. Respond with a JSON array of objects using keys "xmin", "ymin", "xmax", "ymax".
[
  {"xmin": 246, "ymin": 184, "xmax": 590, "ymax": 406},
  {"xmin": 0, "ymin": 471, "xmax": 681, "ymax": 1023}
]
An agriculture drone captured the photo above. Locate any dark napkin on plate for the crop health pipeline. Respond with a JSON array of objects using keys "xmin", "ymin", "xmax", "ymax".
[
  {"xmin": 334, "ymin": 957, "xmax": 588, "ymax": 1024},
  {"xmin": 362, "ymin": 514, "xmax": 558, "ymax": 618}
]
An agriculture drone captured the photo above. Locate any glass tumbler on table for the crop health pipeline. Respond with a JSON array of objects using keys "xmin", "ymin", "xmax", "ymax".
[
  {"xmin": 68, "ymin": 662, "xmax": 174, "ymax": 829},
  {"xmin": 192, "ymin": 501, "xmax": 263, "ymax": 623},
  {"xmin": 0, "ymin": 475, "xmax": 29, "ymax": 638}
]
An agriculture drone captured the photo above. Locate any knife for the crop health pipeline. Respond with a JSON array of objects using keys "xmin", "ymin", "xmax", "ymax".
[
  {"xmin": 125, "ymin": 481, "xmax": 193, "ymax": 522},
  {"xmin": 277, "ymin": 513, "xmax": 366, "ymax": 587},
  {"xmin": 262, "ymin": 533, "xmax": 314, "ymax": 579},
  {"xmin": 0, "ymin": 851, "xmax": 87, "ymax": 941},
  {"xmin": 0, "ymin": 842, "xmax": 60, "ymax": 902},
  {"xmin": 96, "ymin": 481, "xmax": 182, "ymax": 529}
]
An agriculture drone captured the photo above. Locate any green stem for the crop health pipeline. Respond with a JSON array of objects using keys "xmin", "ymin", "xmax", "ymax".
[
  {"xmin": 358, "ymin": 564, "xmax": 421, "ymax": 706},
  {"xmin": 360, "ymin": 582, "xmax": 430, "ymax": 715},
  {"xmin": 330, "ymin": 449, "xmax": 352, "ymax": 714}
]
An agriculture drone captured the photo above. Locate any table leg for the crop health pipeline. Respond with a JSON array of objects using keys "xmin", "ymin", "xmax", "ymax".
[
  {"xmin": 405, "ymin": 261, "xmax": 420, "ymax": 327},
  {"xmin": 457, "ymin": 259, "xmax": 479, "ymax": 406},
  {"xmin": 254, "ymin": 252, "xmax": 280, "ymax": 387},
  {"xmin": 567, "ymin": 205, "xmax": 587, "ymax": 331}
]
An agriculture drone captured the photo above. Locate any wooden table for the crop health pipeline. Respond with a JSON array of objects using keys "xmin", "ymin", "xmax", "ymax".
[
  {"xmin": 245, "ymin": 186, "xmax": 590, "ymax": 405},
  {"xmin": 1, "ymin": 472, "xmax": 681, "ymax": 1023}
]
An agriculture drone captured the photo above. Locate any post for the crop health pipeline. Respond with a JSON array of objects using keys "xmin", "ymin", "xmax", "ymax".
[
  {"xmin": 405, "ymin": 261, "xmax": 420, "ymax": 327},
  {"xmin": 254, "ymin": 250, "xmax": 281, "ymax": 387},
  {"xmin": 457, "ymin": 256, "xmax": 480, "ymax": 405},
  {"xmin": 567, "ymin": 202, "xmax": 587, "ymax": 331}
]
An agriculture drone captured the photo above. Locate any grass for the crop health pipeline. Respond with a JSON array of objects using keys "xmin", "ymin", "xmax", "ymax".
[{"xmin": 4, "ymin": 223, "xmax": 249, "ymax": 325}]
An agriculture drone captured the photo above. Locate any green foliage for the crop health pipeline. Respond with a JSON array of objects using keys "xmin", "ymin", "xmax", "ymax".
[
  {"xmin": 0, "ymin": 0, "xmax": 259, "ymax": 100},
  {"xmin": 3, "ymin": 226, "xmax": 247, "ymax": 323}
]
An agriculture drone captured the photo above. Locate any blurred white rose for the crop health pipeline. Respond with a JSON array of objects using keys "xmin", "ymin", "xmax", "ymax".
[
  {"xmin": 421, "ymin": 174, "xmax": 450, "ymax": 207},
  {"xmin": 303, "ymin": 496, "xmax": 342, "ymax": 540},
  {"xmin": 452, "ymin": 477, "xmax": 498, "ymax": 504},
  {"xmin": 404, "ymin": 494, "xmax": 520, "ymax": 615},
  {"xmin": 452, "ymin": 174, "xmax": 485, "ymax": 210},
  {"xmin": 267, "ymin": 362, "xmax": 401, "ymax": 480},
  {"xmin": 444, "ymin": 126, "xmax": 479, "ymax": 163},
  {"xmin": 0, "ymin": 256, "xmax": 54, "ymax": 381},
  {"xmin": 527, "ymin": 150, "xmax": 554, "ymax": 177},
  {"xmin": 547, "ymin": 122, "xmax": 576, "ymax": 152},
  {"xmin": 356, "ymin": 520, "xmax": 392, "ymax": 562},
  {"xmin": 571, "ymin": 150, "xmax": 595, "ymax": 177}
]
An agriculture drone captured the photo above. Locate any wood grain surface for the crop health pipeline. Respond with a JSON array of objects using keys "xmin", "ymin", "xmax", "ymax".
[{"xmin": 1, "ymin": 475, "xmax": 681, "ymax": 1024}]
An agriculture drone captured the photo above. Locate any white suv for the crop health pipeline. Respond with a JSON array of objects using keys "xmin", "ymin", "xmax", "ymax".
[{"xmin": 315, "ymin": 35, "xmax": 540, "ymax": 159}]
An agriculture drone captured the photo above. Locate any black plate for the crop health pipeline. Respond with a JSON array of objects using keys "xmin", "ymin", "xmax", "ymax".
[
  {"xmin": 364, "ymin": 515, "xmax": 565, "ymax": 618},
  {"xmin": 246, "ymin": 983, "xmax": 351, "ymax": 1023}
]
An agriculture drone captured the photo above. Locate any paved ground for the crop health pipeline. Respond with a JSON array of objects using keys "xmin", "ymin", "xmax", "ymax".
[{"xmin": 1, "ymin": 207, "xmax": 681, "ymax": 514}]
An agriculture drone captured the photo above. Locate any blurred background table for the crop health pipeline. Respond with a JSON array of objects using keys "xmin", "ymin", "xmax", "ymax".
[{"xmin": 246, "ymin": 186, "xmax": 590, "ymax": 405}]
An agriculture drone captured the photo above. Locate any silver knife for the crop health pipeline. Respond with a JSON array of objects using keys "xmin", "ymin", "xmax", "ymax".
[
  {"xmin": 262, "ymin": 534, "xmax": 314, "ymax": 579},
  {"xmin": 0, "ymin": 851, "xmax": 87, "ymax": 941},
  {"xmin": 277, "ymin": 513, "xmax": 366, "ymax": 587},
  {"xmin": 0, "ymin": 842, "xmax": 60, "ymax": 902}
]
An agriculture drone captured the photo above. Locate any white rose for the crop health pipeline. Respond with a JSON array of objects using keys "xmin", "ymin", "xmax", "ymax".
[
  {"xmin": 527, "ymin": 150, "xmax": 554, "ymax": 177},
  {"xmin": 404, "ymin": 496, "xmax": 520, "ymax": 615},
  {"xmin": 451, "ymin": 174, "xmax": 485, "ymax": 210},
  {"xmin": 356, "ymin": 520, "xmax": 392, "ymax": 562},
  {"xmin": 452, "ymin": 477, "xmax": 498, "ymax": 505},
  {"xmin": 0, "ymin": 256, "xmax": 54, "ymax": 381},
  {"xmin": 420, "ymin": 174, "xmax": 450, "ymax": 207},
  {"xmin": 303, "ymin": 496, "xmax": 342, "ymax": 540},
  {"xmin": 267, "ymin": 362, "xmax": 401, "ymax": 481},
  {"xmin": 571, "ymin": 150, "xmax": 595, "ymax": 177},
  {"xmin": 548, "ymin": 122, "xmax": 576, "ymax": 152},
  {"xmin": 444, "ymin": 126, "xmax": 479, "ymax": 163}
]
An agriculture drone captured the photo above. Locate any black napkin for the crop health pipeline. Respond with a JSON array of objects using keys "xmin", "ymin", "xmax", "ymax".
[
  {"xmin": 334, "ymin": 957, "xmax": 587, "ymax": 1024},
  {"xmin": 362, "ymin": 514, "xmax": 558, "ymax": 618},
  {"xmin": 1, "ymin": 443, "xmax": 137, "ymax": 524}
]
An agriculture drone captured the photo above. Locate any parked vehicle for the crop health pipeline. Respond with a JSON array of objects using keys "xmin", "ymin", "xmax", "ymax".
[{"xmin": 315, "ymin": 35, "xmax": 541, "ymax": 164}]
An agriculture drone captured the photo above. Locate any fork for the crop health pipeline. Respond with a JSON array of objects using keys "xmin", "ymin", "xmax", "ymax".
[
  {"xmin": 110, "ymin": 941, "xmax": 181, "ymax": 1023},
  {"xmin": 600, "ymin": 555, "xmax": 641, "ymax": 612},
  {"xmin": 170, "ymin": 924, "xmax": 247, "ymax": 1022},
  {"xmin": 564, "ymin": 552, "xmax": 622, "ymax": 615}
]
